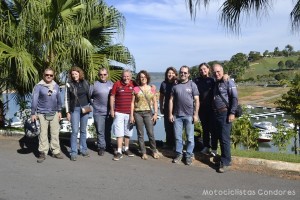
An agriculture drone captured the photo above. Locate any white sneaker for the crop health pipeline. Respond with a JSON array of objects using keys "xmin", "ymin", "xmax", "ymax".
[
  {"xmin": 200, "ymin": 147, "xmax": 209, "ymax": 154},
  {"xmin": 210, "ymin": 150, "xmax": 217, "ymax": 157}
]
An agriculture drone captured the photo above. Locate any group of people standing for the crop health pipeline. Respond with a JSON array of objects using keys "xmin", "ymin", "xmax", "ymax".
[
  {"xmin": 31, "ymin": 62, "xmax": 238, "ymax": 173},
  {"xmin": 159, "ymin": 63, "xmax": 238, "ymax": 172}
]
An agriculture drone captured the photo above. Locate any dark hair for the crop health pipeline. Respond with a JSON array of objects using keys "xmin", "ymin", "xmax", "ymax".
[
  {"xmin": 198, "ymin": 62, "xmax": 211, "ymax": 76},
  {"xmin": 136, "ymin": 70, "xmax": 151, "ymax": 85},
  {"xmin": 179, "ymin": 65, "xmax": 190, "ymax": 73},
  {"xmin": 164, "ymin": 67, "xmax": 178, "ymax": 82},
  {"xmin": 69, "ymin": 66, "xmax": 85, "ymax": 81}
]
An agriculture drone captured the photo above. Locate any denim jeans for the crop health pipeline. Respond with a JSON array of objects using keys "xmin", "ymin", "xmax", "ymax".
[
  {"xmin": 213, "ymin": 110, "xmax": 232, "ymax": 166},
  {"xmin": 199, "ymin": 108, "xmax": 217, "ymax": 150},
  {"xmin": 173, "ymin": 115, "xmax": 195, "ymax": 158},
  {"xmin": 134, "ymin": 111, "xmax": 157, "ymax": 154},
  {"xmin": 70, "ymin": 106, "xmax": 89, "ymax": 156},
  {"xmin": 93, "ymin": 114, "xmax": 113, "ymax": 149}
]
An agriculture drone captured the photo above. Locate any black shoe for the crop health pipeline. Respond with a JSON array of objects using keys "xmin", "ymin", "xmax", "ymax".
[
  {"xmin": 124, "ymin": 149, "xmax": 134, "ymax": 157},
  {"xmin": 172, "ymin": 154, "xmax": 183, "ymax": 163},
  {"xmin": 98, "ymin": 149, "xmax": 105, "ymax": 156},
  {"xmin": 81, "ymin": 152, "xmax": 90, "ymax": 157},
  {"xmin": 186, "ymin": 157, "xmax": 193, "ymax": 166},
  {"xmin": 113, "ymin": 152, "xmax": 123, "ymax": 161},
  {"xmin": 37, "ymin": 152, "xmax": 46, "ymax": 163},
  {"xmin": 218, "ymin": 163, "xmax": 230, "ymax": 173}
]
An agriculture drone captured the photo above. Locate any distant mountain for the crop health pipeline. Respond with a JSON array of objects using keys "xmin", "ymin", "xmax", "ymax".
[{"xmin": 149, "ymin": 72, "xmax": 164, "ymax": 82}]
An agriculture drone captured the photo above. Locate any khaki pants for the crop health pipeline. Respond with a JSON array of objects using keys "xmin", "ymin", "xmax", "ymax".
[{"xmin": 37, "ymin": 113, "xmax": 61, "ymax": 155}]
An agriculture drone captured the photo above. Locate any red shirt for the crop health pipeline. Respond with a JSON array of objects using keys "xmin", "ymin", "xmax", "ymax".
[{"xmin": 111, "ymin": 80, "xmax": 135, "ymax": 114}]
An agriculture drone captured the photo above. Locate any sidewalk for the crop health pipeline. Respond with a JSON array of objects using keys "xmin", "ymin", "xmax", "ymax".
[{"xmin": 1, "ymin": 131, "xmax": 300, "ymax": 176}]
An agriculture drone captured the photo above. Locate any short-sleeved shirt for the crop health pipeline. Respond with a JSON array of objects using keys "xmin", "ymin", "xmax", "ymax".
[
  {"xmin": 133, "ymin": 85, "xmax": 156, "ymax": 111},
  {"xmin": 111, "ymin": 80, "xmax": 134, "ymax": 114},
  {"xmin": 159, "ymin": 81, "xmax": 176, "ymax": 112},
  {"xmin": 171, "ymin": 80, "xmax": 199, "ymax": 116},
  {"xmin": 91, "ymin": 80, "xmax": 113, "ymax": 115}
]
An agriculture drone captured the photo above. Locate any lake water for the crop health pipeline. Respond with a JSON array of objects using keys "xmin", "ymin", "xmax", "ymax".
[{"xmin": 2, "ymin": 82, "xmax": 298, "ymax": 154}]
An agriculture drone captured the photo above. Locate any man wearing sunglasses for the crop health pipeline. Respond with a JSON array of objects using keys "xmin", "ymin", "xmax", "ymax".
[
  {"xmin": 31, "ymin": 68, "xmax": 63, "ymax": 163},
  {"xmin": 90, "ymin": 68, "xmax": 114, "ymax": 156},
  {"xmin": 169, "ymin": 65, "xmax": 200, "ymax": 166}
]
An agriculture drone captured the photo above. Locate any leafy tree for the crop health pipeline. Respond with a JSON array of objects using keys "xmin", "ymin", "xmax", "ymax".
[
  {"xmin": 274, "ymin": 47, "xmax": 280, "ymax": 57},
  {"xmin": 263, "ymin": 50, "xmax": 269, "ymax": 57},
  {"xmin": 272, "ymin": 121, "xmax": 297, "ymax": 153},
  {"xmin": 285, "ymin": 60, "xmax": 295, "ymax": 68},
  {"xmin": 0, "ymin": 0, "xmax": 135, "ymax": 127},
  {"xmin": 224, "ymin": 52, "xmax": 249, "ymax": 79},
  {"xmin": 186, "ymin": 0, "xmax": 300, "ymax": 33},
  {"xmin": 248, "ymin": 51, "xmax": 261, "ymax": 61},
  {"xmin": 274, "ymin": 73, "xmax": 289, "ymax": 81},
  {"xmin": 277, "ymin": 61, "xmax": 285, "ymax": 69},
  {"xmin": 275, "ymin": 74, "xmax": 300, "ymax": 154},
  {"xmin": 285, "ymin": 44, "xmax": 294, "ymax": 57},
  {"xmin": 231, "ymin": 112, "xmax": 259, "ymax": 150}
]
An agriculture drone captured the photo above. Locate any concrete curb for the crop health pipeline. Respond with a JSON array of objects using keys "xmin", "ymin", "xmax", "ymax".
[{"xmin": 233, "ymin": 156, "xmax": 300, "ymax": 173}]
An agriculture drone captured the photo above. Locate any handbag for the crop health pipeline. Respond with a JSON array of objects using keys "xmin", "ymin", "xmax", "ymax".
[
  {"xmin": 217, "ymin": 83, "xmax": 243, "ymax": 118},
  {"xmin": 81, "ymin": 105, "xmax": 92, "ymax": 114},
  {"xmin": 73, "ymin": 88, "xmax": 92, "ymax": 114},
  {"xmin": 139, "ymin": 86, "xmax": 157, "ymax": 125}
]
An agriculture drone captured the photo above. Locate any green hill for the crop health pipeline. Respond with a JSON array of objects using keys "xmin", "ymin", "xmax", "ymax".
[{"xmin": 243, "ymin": 56, "xmax": 299, "ymax": 79}]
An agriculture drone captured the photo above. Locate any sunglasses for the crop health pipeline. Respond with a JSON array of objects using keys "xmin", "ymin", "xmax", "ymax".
[
  {"xmin": 44, "ymin": 74, "xmax": 54, "ymax": 77},
  {"xmin": 180, "ymin": 71, "xmax": 188, "ymax": 75},
  {"xmin": 99, "ymin": 74, "xmax": 107, "ymax": 76}
]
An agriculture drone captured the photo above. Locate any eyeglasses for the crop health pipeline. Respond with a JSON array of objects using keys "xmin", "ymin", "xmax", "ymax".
[
  {"xmin": 44, "ymin": 74, "xmax": 54, "ymax": 77},
  {"xmin": 180, "ymin": 71, "xmax": 188, "ymax": 75},
  {"xmin": 99, "ymin": 74, "xmax": 107, "ymax": 76}
]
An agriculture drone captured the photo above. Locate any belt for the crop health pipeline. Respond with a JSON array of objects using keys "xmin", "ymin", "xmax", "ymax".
[{"xmin": 213, "ymin": 107, "xmax": 228, "ymax": 113}]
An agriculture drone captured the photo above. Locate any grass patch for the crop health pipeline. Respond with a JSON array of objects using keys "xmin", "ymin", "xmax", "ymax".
[{"xmin": 231, "ymin": 148, "xmax": 300, "ymax": 163}]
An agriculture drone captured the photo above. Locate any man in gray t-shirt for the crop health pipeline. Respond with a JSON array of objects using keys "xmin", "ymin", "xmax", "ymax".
[
  {"xmin": 169, "ymin": 65, "xmax": 199, "ymax": 166},
  {"xmin": 91, "ymin": 68, "xmax": 114, "ymax": 155}
]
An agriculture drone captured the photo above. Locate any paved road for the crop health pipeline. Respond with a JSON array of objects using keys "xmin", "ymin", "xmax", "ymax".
[{"xmin": 0, "ymin": 137, "xmax": 299, "ymax": 200}]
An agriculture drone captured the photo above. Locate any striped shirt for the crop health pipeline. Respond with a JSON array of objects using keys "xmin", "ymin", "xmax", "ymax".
[{"xmin": 111, "ymin": 80, "xmax": 135, "ymax": 114}]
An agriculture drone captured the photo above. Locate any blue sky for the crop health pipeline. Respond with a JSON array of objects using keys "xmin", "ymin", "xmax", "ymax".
[{"xmin": 105, "ymin": 0, "xmax": 300, "ymax": 72}]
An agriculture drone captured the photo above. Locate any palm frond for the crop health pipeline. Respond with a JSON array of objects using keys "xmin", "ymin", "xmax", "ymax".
[{"xmin": 291, "ymin": 0, "xmax": 300, "ymax": 32}]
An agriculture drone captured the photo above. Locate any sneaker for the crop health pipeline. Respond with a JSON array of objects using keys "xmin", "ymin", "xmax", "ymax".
[
  {"xmin": 210, "ymin": 150, "xmax": 217, "ymax": 157},
  {"xmin": 172, "ymin": 154, "xmax": 183, "ymax": 163},
  {"xmin": 141, "ymin": 154, "xmax": 148, "ymax": 160},
  {"xmin": 218, "ymin": 163, "xmax": 230, "ymax": 173},
  {"xmin": 98, "ymin": 148, "xmax": 105, "ymax": 156},
  {"xmin": 124, "ymin": 149, "xmax": 134, "ymax": 157},
  {"xmin": 152, "ymin": 151, "xmax": 160, "ymax": 159},
  {"xmin": 200, "ymin": 147, "xmax": 209, "ymax": 154},
  {"xmin": 113, "ymin": 152, "xmax": 123, "ymax": 161},
  {"xmin": 52, "ymin": 153, "xmax": 63, "ymax": 159},
  {"xmin": 37, "ymin": 152, "xmax": 46, "ymax": 163},
  {"xmin": 81, "ymin": 152, "xmax": 90, "ymax": 157},
  {"xmin": 70, "ymin": 155, "xmax": 77, "ymax": 161},
  {"xmin": 186, "ymin": 157, "xmax": 193, "ymax": 166}
]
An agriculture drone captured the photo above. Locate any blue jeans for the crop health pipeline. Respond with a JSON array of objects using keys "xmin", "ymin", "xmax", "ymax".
[
  {"xmin": 93, "ymin": 114, "xmax": 113, "ymax": 149},
  {"xmin": 70, "ymin": 107, "xmax": 89, "ymax": 156},
  {"xmin": 213, "ymin": 110, "xmax": 232, "ymax": 166},
  {"xmin": 134, "ymin": 111, "xmax": 157, "ymax": 154},
  {"xmin": 173, "ymin": 115, "xmax": 195, "ymax": 158}
]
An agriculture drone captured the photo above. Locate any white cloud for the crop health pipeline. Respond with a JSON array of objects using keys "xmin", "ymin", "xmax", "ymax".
[{"xmin": 106, "ymin": 0, "xmax": 300, "ymax": 72}]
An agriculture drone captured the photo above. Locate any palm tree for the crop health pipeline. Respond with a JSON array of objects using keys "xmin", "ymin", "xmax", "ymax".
[
  {"xmin": 0, "ymin": 0, "xmax": 135, "ymax": 126},
  {"xmin": 186, "ymin": 0, "xmax": 300, "ymax": 33}
]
